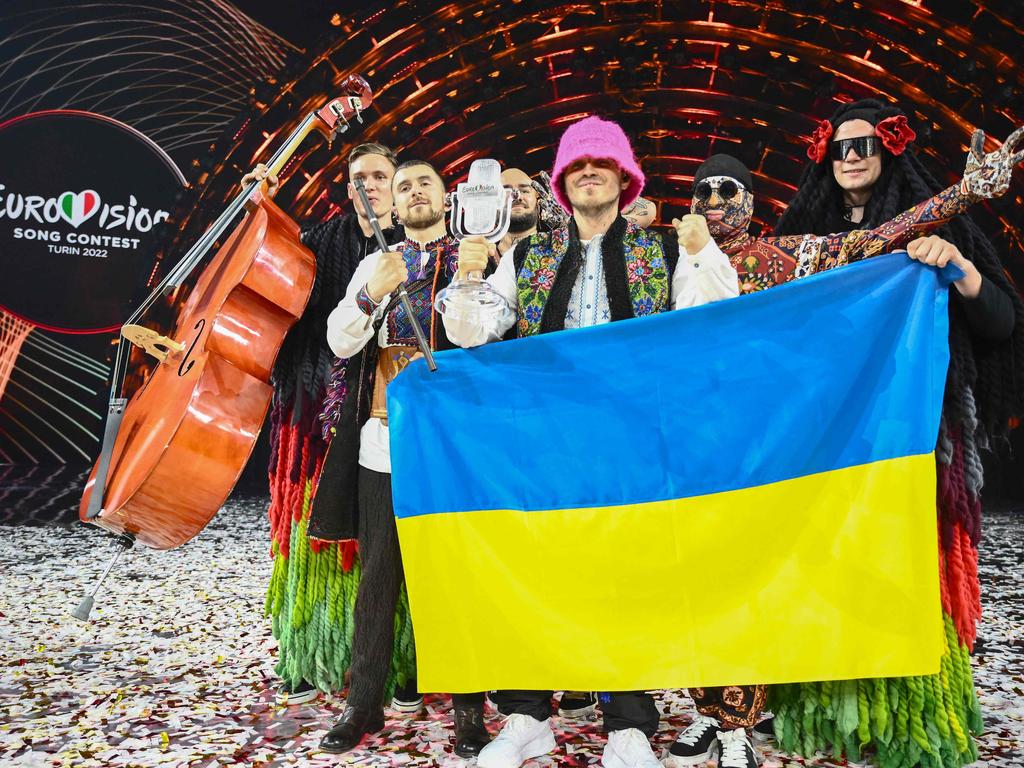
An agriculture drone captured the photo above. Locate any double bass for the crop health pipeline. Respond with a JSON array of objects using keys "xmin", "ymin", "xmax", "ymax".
[{"xmin": 73, "ymin": 78, "xmax": 372, "ymax": 619}]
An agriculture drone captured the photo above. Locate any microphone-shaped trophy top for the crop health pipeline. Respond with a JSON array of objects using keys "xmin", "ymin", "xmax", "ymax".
[{"xmin": 452, "ymin": 158, "xmax": 511, "ymax": 242}]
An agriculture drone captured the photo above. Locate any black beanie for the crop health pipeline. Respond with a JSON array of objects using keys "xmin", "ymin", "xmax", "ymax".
[{"xmin": 694, "ymin": 154, "xmax": 754, "ymax": 191}]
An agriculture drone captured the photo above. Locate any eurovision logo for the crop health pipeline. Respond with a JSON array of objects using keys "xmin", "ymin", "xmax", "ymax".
[
  {"xmin": 0, "ymin": 110, "xmax": 185, "ymax": 333},
  {"xmin": 0, "ymin": 184, "xmax": 171, "ymax": 233}
]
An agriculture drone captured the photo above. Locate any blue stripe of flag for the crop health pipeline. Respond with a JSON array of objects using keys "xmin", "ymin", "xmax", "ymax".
[{"xmin": 388, "ymin": 253, "xmax": 956, "ymax": 519}]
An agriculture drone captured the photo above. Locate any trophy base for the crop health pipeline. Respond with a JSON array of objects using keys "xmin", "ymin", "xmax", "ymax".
[{"xmin": 434, "ymin": 280, "xmax": 511, "ymax": 325}]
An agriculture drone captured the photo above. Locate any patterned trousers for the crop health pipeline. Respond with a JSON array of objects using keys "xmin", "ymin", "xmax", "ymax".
[{"xmin": 689, "ymin": 685, "xmax": 767, "ymax": 729}]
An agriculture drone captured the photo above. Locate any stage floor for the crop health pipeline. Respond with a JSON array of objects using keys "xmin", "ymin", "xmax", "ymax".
[{"xmin": 1, "ymin": 494, "xmax": 1022, "ymax": 767}]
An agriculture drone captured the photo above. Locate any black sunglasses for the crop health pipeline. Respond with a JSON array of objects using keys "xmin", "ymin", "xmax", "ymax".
[
  {"xmin": 831, "ymin": 136, "xmax": 881, "ymax": 161},
  {"xmin": 693, "ymin": 180, "xmax": 741, "ymax": 201}
]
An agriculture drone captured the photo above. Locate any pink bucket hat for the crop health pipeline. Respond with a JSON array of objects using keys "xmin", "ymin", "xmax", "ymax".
[{"xmin": 550, "ymin": 115, "xmax": 645, "ymax": 214}]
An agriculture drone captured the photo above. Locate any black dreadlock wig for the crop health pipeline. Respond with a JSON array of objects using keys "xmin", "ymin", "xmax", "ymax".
[{"xmin": 775, "ymin": 98, "xmax": 1024, "ymax": 444}]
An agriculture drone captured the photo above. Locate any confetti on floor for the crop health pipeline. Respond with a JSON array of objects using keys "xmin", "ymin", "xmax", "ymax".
[{"xmin": 1, "ymin": 488, "xmax": 1022, "ymax": 767}]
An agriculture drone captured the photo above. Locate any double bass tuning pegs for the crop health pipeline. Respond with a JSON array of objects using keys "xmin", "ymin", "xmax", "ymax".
[
  {"xmin": 327, "ymin": 97, "xmax": 364, "ymax": 142},
  {"xmin": 314, "ymin": 78, "xmax": 373, "ymax": 148}
]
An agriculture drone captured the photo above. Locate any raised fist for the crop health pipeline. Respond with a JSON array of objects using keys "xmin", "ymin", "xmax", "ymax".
[{"xmin": 673, "ymin": 214, "xmax": 711, "ymax": 255}]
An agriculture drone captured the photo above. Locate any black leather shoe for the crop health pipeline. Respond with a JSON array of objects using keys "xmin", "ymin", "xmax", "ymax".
[
  {"xmin": 453, "ymin": 704, "xmax": 491, "ymax": 758},
  {"xmin": 319, "ymin": 706, "xmax": 385, "ymax": 753}
]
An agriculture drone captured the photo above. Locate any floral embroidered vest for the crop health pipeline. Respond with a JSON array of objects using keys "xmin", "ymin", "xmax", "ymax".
[{"xmin": 514, "ymin": 221, "xmax": 671, "ymax": 337}]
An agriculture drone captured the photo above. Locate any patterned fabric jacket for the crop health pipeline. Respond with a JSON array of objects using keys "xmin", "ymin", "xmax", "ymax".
[
  {"xmin": 725, "ymin": 182, "xmax": 977, "ymax": 293},
  {"xmin": 512, "ymin": 215, "xmax": 680, "ymax": 337}
]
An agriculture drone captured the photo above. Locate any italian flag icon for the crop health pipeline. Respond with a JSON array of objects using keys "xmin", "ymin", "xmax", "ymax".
[{"xmin": 59, "ymin": 190, "xmax": 100, "ymax": 227}]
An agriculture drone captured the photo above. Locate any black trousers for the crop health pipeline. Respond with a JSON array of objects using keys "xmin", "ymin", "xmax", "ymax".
[
  {"xmin": 490, "ymin": 690, "xmax": 659, "ymax": 738},
  {"xmin": 346, "ymin": 467, "xmax": 404, "ymax": 710},
  {"xmin": 346, "ymin": 466, "xmax": 485, "ymax": 711}
]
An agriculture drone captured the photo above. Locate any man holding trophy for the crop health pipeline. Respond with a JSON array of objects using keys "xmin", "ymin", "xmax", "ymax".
[
  {"xmin": 315, "ymin": 159, "xmax": 491, "ymax": 759},
  {"xmin": 443, "ymin": 116, "xmax": 739, "ymax": 768}
]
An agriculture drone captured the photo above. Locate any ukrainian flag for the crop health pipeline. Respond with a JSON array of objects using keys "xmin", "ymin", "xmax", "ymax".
[{"xmin": 389, "ymin": 253, "xmax": 956, "ymax": 693}]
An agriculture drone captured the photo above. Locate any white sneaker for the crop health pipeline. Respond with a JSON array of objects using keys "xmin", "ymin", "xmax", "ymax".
[
  {"xmin": 390, "ymin": 679, "xmax": 424, "ymax": 715},
  {"xmin": 603, "ymin": 728, "xmax": 661, "ymax": 768},
  {"xmin": 477, "ymin": 713, "xmax": 556, "ymax": 768},
  {"xmin": 717, "ymin": 728, "xmax": 758, "ymax": 768},
  {"xmin": 389, "ymin": 694, "xmax": 424, "ymax": 715},
  {"xmin": 276, "ymin": 679, "xmax": 319, "ymax": 705}
]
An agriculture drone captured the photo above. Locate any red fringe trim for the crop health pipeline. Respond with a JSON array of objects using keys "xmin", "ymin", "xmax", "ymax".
[
  {"xmin": 943, "ymin": 520, "xmax": 982, "ymax": 650},
  {"xmin": 266, "ymin": 419, "xmax": 358, "ymax": 573}
]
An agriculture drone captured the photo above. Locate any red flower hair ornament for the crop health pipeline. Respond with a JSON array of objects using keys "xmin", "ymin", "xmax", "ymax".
[
  {"xmin": 807, "ymin": 119, "xmax": 834, "ymax": 163},
  {"xmin": 875, "ymin": 114, "xmax": 917, "ymax": 155}
]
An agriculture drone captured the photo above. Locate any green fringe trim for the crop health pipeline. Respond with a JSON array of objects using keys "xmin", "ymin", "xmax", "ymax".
[
  {"xmin": 265, "ymin": 479, "xmax": 417, "ymax": 699},
  {"xmin": 769, "ymin": 612, "xmax": 982, "ymax": 767}
]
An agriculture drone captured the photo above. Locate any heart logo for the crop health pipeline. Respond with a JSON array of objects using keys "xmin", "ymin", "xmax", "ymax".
[{"xmin": 58, "ymin": 190, "xmax": 101, "ymax": 227}]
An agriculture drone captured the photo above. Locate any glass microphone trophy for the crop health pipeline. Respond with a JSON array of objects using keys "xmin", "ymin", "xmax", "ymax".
[{"xmin": 433, "ymin": 158, "xmax": 514, "ymax": 324}]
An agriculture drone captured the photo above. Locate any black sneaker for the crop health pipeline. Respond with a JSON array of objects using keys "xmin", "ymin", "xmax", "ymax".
[
  {"xmin": 277, "ymin": 679, "xmax": 318, "ymax": 705},
  {"xmin": 557, "ymin": 691, "xmax": 597, "ymax": 718},
  {"xmin": 390, "ymin": 678, "xmax": 423, "ymax": 715},
  {"xmin": 717, "ymin": 727, "xmax": 759, "ymax": 768},
  {"xmin": 664, "ymin": 714, "xmax": 721, "ymax": 767},
  {"xmin": 751, "ymin": 715, "xmax": 774, "ymax": 744}
]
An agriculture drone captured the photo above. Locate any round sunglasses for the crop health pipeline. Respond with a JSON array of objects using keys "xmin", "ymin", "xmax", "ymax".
[
  {"xmin": 693, "ymin": 179, "xmax": 743, "ymax": 201},
  {"xmin": 831, "ymin": 136, "xmax": 881, "ymax": 161}
]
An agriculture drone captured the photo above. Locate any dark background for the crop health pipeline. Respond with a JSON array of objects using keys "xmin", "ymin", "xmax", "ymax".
[{"xmin": 1, "ymin": 0, "xmax": 1023, "ymax": 523}]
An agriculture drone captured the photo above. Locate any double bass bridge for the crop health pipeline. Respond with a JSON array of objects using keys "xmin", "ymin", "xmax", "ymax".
[{"xmin": 122, "ymin": 324, "xmax": 185, "ymax": 363}]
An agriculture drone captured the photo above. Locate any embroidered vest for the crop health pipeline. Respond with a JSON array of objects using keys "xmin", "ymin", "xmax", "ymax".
[
  {"xmin": 384, "ymin": 237, "xmax": 459, "ymax": 346},
  {"xmin": 514, "ymin": 223, "xmax": 671, "ymax": 337}
]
